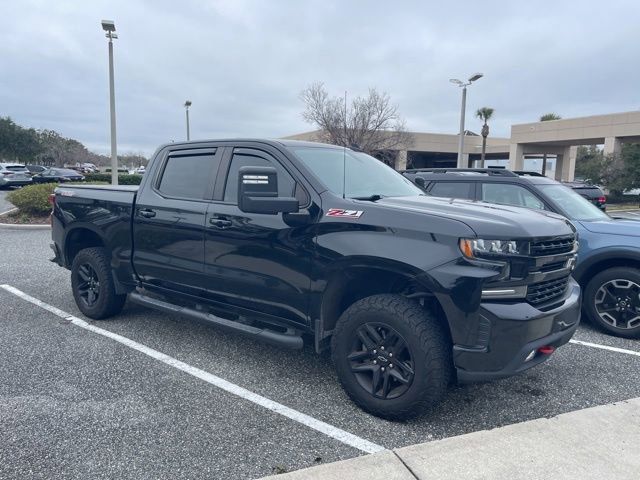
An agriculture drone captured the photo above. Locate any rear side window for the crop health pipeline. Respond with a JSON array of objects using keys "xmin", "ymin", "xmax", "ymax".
[
  {"xmin": 429, "ymin": 182, "xmax": 475, "ymax": 200},
  {"xmin": 158, "ymin": 152, "xmax": 218, "ymax": 200},
  {"xmin": 481, "ymin": 183, "xmax": 545, "ymax": 210},
  {"xmin": 224, "ymin": 152, "xmax": 295, "ymax": 203}
]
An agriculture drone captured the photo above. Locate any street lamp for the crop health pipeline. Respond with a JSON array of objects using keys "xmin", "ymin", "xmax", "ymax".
[
  {"xmin": 101, "ymin": 20, "xmax": 118, "ymax": 185},
  {"xmin": 184, "ymin": 100, "xmax": 192, "ymax": 140},
  {"xmin": 450, "ymin": 72, "xmax": 483, "ymax": 168}
]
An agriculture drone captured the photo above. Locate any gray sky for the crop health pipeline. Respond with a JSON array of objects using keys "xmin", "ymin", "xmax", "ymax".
[{"xmin": 1, "ymin": 0, "xmax": 639, "ymax": 156}]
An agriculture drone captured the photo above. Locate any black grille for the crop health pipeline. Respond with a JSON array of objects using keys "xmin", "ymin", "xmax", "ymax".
[
  {"xmin": 536, "ymin": 261, "xmax": 567, "ymax": 273},
  {"xmin": 527, "ymin": 276, "xmax": 570, "ymax": 306},
  {"xmin": 530, "ymin": 236, "xmax": 575, "ymax": 256}
]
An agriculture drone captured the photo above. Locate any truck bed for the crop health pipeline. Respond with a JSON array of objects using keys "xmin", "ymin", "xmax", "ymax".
[{"xmin": 52, "ymin": 183, "xmax": 139, "ymax": 286}]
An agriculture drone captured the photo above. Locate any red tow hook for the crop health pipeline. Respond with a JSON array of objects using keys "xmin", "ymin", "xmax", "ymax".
[{"xmin": 538, "ymin": 345, "xmax": 555, "ymax": 355}]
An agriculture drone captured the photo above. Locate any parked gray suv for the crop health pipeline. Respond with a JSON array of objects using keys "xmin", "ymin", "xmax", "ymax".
[{"xmin": 0, "ymin": 163, "xmax": 32, "ymax": 189}]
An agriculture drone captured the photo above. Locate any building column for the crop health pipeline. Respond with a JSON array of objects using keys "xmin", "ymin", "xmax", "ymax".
[
  {"xmin": 457, "ymin": 153, "xmax": 469, "ymax": 169},
  {"xmin": 395, "ymin": 150, "xmax": 407, "ymax": 171},
  {"xmin": 554, "ymin": 146, "xmax": 577, "ymax": 181},
  {"xmin": 603, "ymin": 137, "xmax": 622, "ymax": 157},
  {"xmin": 508, "ymin": 143, "xmax": 525, "ymax": 171}
]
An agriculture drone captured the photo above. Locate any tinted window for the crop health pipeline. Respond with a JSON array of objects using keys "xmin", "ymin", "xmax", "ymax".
[
  {"xmin": 481, "ymin": 183, "xmax": 545, "ymax": 209},
  {"xmin": 429, "ymin": 182, "xmax": 475, "ymax": 200},
  {"xmin": 158, "ymin": 152, "xmax": 217, "ymax": 199},
  {"xmin": 224, "ymin": 152, "xmax": 294, "ymax": 203}
]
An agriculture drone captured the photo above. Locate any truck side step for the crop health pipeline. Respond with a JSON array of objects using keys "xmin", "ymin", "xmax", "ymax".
[{"xmin": 129, "ymin": 292, "xmax": 304, "ymax": 350}]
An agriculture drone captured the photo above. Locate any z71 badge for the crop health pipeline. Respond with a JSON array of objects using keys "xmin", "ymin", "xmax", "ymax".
[{"xmin": 326, "ymin": 208, "xmax": 364, "ymax": 219}]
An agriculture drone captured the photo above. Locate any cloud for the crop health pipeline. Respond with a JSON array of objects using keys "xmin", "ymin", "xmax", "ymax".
[{"xmin": 1, "ymin": 0, "xmax": 638, "ymax": 156}]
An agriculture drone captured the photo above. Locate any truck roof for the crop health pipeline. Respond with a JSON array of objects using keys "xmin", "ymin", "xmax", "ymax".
[{"xmin": 158, "ymin": 138, "xmax": 345, "ymax": 150}]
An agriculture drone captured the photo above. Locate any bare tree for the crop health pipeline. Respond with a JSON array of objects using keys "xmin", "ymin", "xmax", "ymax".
[{"xmin": 300, "ymin": 83, "xmax": 412, "ymax": 163}]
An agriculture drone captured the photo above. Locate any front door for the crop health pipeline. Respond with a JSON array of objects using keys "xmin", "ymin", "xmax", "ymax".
[
  {"xmin": 203, "ymin": 146, "xmax": 315, "ymax": 326},
  {"xmin": 133, "ymin": 147, "xmax": 222, "ymax": 296}
]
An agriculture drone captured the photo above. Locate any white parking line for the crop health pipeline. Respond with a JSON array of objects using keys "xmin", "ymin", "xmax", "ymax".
[
  {"xmin": 0, "ymin": 284, "xmax": 385, "ymax": 455},
  {"xmin": 570, "ymin": 339, "xmax": 640, "ymax": 357}
]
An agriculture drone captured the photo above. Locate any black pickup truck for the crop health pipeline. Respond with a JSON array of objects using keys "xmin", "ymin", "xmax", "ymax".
[{"xmin": 51, "ymin": 139, "xmax": 581, "ymax": 419}]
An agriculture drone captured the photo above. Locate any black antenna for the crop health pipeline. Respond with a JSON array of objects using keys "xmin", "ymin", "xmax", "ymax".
[{"xmin": 342, "ymin": 90, "xmax": 347, "ymax": 199}]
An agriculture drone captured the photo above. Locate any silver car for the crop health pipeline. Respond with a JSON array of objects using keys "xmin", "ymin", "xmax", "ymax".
[{"xmin": 0, "ymin": 163, "xmax": 33, "ymax": 189}]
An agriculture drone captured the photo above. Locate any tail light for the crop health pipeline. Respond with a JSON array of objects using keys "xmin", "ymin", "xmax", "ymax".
[{"xmin": 597, "ymin": 196, "xmax": 606, "ymax": 204}]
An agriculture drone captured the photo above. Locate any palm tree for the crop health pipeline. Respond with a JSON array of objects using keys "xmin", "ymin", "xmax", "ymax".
[
  {"xmin": 539, "ymin": 113, "xmax": 562, "ymax": 175},
  {"xmin": 475, "ymin": 107, "xmax": 494, "ymax": 166}
]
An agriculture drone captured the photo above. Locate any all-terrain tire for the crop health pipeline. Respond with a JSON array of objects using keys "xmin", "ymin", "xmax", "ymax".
[
  {"xmin": 71, "ymin": 247, "xmax": 126, "ymax": 320},
  {"xmin": 584, "ymin": 267, "xmax": 640, "ymax": 339},
  {"xmin": 331, "ymin": 294, "xmax": 452, "ymax": 420}
]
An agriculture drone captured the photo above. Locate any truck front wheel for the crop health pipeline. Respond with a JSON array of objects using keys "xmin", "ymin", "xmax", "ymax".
[
  {"xmin": 331, "ymin": 294, "xmax": 451, "ymax": 420},
  {"xmin": 71, "ymin": 247, "xmax": 126, "ymax": 320}
]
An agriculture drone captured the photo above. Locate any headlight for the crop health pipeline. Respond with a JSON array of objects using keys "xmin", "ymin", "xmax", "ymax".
[{"xmin": 459, "ymin": 238, "xmax": 520, "ymax": 259}]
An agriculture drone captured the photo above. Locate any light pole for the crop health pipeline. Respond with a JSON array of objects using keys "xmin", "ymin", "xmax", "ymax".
[
  {"xmin": 450, "ymin": 73, "xmax": 483, "ymax": 168},
  {"xmin": 184, "ymin": 100, "xmax": 192, "ymax": 140},
  {"xmin": 101, "ymin": 20, "xmax": 118, "ymax": 185}
]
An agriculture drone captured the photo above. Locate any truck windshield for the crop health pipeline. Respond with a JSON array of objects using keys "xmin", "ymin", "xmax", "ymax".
[
  {"xmin": 291, "ymin": 147, "xmax": 422, "ymax": 199},
  {"xmin": 539, "ymin": 184, "xmax": 610, "ymax": 221}
]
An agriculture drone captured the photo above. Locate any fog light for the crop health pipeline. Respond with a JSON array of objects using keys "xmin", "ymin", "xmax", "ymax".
[
  {"xmin": 525, "ymin": 349, "xmax": 537, "ymax": 362},
  {"xmin": 538, "ymin": 345, "xmax": 555, "ymax": 355}
]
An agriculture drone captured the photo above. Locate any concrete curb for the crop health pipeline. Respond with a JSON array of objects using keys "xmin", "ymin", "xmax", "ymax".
[
  {"xmin": 0, "ymin": 222, "xmax": 51, "ymax": 230},
  {"xmin": 261, "ymin": 397, "xmax": 640, "ymax": 479},
  {"xmin": 0, "ymin": 208, "xmax": 51, "ymax": 230}
]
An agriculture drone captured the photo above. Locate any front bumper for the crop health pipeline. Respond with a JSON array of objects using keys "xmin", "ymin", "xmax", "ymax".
[{"xmin": 455, "ymin": 278, "xmax": 581, "ymax": 383}]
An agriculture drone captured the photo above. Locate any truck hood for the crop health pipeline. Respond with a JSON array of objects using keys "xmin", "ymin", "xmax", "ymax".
[
  {"xmin": 376, "ymin": 196, "xmax": 575, "ymax": 238},
  {"xmin": 579, "ymin": 218, "xmax": 640, "ymax": 237}
]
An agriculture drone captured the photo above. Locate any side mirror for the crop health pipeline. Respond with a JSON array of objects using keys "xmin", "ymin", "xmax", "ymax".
[
  {"xmin": 238, "ymin": 166, "xmax": 299, "ymax": 215},
  {"xmin": 414, "ymin": 176, "xmax": 426, "ymax": 188}
]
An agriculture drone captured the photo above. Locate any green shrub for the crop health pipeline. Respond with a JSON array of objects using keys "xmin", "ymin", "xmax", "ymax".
[
  {"xmin": 6, "ymin": 183, "xmax": 57, "ymax": 215},
  {"xmin": 84, "ymin": 173, "xmax": 142, "ymax": 185}
]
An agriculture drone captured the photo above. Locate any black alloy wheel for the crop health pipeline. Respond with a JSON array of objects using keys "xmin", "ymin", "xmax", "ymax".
[
  {"xmin": 75, "ymin": 263, "xmax": 101, "ymax": 308},
  {"xmin": 71, "ymin": 247, "xmax": 126, "ymax": 319},
  {"xmin": 332, "ymin": 294, "xmax": 451, "ymax": 420},
  {"xmin": 348, "ymin": 323, "xmax": 415, "ymax": 400}
]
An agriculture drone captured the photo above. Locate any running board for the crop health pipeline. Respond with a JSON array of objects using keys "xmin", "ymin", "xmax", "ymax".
[{"xmin": 129, "ymin": 292, "xmax": 304, "ymax": 350}]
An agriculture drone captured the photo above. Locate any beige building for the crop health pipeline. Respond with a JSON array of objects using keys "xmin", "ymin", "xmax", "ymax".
[
  {"xmin": 285, "ymin": 110, "xmax": 640, "ymax": 182},
  {"xmin": 509, "ymin": 111, "xmax": 640, "ymax": 181}
]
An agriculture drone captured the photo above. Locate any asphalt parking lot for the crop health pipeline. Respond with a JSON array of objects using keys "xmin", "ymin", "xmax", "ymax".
[{"xmin": 1, "ymin": 226, "xmax": 640, "ymax": 479}]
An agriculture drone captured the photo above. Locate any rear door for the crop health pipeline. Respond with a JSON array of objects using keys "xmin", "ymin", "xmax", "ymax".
[
  {"xmin": 203, "ymin": 145, "xmax": 315, "ymax": 326},
  {"xmin": 132, "ymin": 146, "xmax": 223, "ymax": 296}
]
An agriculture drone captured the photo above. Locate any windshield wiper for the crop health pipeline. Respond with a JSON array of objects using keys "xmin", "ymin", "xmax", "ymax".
[{"xmin": 351, "ymin": 194, "xmax": 384, "ymax": 201}]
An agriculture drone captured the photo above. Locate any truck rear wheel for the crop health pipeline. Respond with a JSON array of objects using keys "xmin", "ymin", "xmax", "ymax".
[
  {"xmin": 584, "ymin": 267, "xmax": 640, "ymax": 339},
  {"xmin": 331, "ymin": 294, "xmax": 451, "ymax": 420},
  {"xmin": 71, "ymin": 247, "xmax": 126, "ymax": 320}
]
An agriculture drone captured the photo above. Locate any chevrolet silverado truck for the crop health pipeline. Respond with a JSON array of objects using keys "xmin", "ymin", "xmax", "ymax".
[{"xmin": 50, "ymin": 139, "xmax": 581, "ymax": 419}]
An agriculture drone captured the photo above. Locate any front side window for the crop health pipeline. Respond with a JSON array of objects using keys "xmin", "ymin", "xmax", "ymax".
[
  {"xmin": 481, "ymin": 183, "xmax": 545, "ymax": 210},
  {"xmin": 429, "ymin": 182, "xmax": 475, "ymax": 200},
  {"xmin": 224, "ymin": 152, "xmax": 295, "ymax": 203},
  {"xmin": 291, "ymin": 147, "xmax": 422, "ymax": 199},
  {"xmin": 158, "ymin": 152, "xmax": 218, "ymax": 199}
]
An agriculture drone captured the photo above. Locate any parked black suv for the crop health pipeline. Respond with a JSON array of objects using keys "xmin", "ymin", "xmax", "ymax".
[
  {"xmin": 563, "ymin": 181, "xmax": 607, "ymax": 211},
  {"xmin": 404, "ymin": 168, "xmax": 640, "ymax": 338},
  {"xmin": 50, "ymin": 142, "xmax": 581, "ymax": 419}
]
